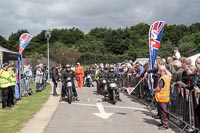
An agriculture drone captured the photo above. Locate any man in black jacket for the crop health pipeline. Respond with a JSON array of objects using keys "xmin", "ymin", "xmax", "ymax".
[
  {"xmin": 60, "ymin": 64, "xmax": 79, "ymax": 101},
  {"xmin": 52, "ymin": 64, "xmax": 60, "ymax": 96}
]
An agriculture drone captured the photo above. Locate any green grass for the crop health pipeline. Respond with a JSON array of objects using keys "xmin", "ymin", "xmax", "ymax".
[{"xmin": 0, "ymin": 84, "xmax": 51, "ymax": 133}]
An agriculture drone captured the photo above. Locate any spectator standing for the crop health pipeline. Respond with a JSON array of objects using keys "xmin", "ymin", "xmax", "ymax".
[
  {"xmin": 181, "ymin": 58, "xmax": 192, "ymax": 84},
  {"xmin": 23, "ymin": 64, "xmax": 33, "ymax": 96},
  {"xmin": 166, "ymin": 56, "xmax": 176, "ymax": 74},
  {"xmin": 35, "ymin": 66, "xmax": 43, "ymax": 92},
  {"xmin": 170, "ymin": 60, "xmax": 184, "ymax": 112},
  {"xmin": 52, "ymin": 64, "xmax": 60, "ymax": 96},
  {"xmin": 173, "ymin": 47, "xmax": 181, "ymax": 60},
  {"xmin": 154, "ymin": 65, "xmax": 170, "ymax": 130},
  {"xmin": 7, "ymin": 63, "xmax": 17, "ymax": 107},
  {"xmin": 135, "ymin": 62, "xmax": 145, "ymax": 78},
  {"xmin": 0, "ymin": 63, "xmax": 12, "ymax": 109},
  {"xmin": 195, "ymin": 56, "xmax": 200, "ymax": 68}
]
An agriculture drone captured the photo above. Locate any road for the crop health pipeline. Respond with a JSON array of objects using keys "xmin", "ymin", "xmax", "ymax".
[{"xmin": 44, "ymin": 85, "xmax": 179, "ymax": 133}]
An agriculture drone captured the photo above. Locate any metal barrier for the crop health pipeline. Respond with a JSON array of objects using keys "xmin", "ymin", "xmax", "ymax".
[
  {"xmin": 128, "ymin": 77, "xmax": 200, "ymax": 132},
  {"xmin": 20, "ymin": 76, "xmax": 35, "ymax": 97}
]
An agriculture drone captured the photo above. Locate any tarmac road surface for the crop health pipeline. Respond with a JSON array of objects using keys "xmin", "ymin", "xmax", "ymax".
[{"xmin": 43, "ymin": 84, "xmax": 179, "ymax": 133}]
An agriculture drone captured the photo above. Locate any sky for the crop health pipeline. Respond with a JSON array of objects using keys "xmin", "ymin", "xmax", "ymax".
[{"xmin": 0, "ymin": 0, "xmax": 200, "ymax": 39}]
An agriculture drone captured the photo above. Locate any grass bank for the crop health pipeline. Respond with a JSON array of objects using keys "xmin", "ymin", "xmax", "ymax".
[{"xmin": 0, "ymin": 84, "xmax": 51, "ymax": 133}]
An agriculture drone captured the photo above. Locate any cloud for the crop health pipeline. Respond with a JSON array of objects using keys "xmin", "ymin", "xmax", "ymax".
[{"xmin": 0, "ymin": 0, "xmax": 199, "ymax": 39}]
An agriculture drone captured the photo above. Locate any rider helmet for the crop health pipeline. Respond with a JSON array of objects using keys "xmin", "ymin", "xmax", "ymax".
[
  {"xmin": 100, "ymin": 66, "xmax": 104, "ymax": 71},
  {"xmin": 66, "ymin": 64, "xmax": 71, "ymax": 71},
  {"xmin": 109, "ymin": 65, "xmax": 114, "ymax": 72}
]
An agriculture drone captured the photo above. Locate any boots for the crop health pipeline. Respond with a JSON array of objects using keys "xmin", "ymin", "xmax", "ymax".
[
  {"xmin": 59, "ymin": 97, "xmax": 64, "ymax": 102},
  {"xmin": 102, "ymin": 92, "xmax": 107, "ymax": 101},
  {"xmin": 118, "ymin": 93, "xmax": 122, "ymax": 101},
  {"xmin": 75, "ymin": 97, "xmax": 80, "ymax": 101}
]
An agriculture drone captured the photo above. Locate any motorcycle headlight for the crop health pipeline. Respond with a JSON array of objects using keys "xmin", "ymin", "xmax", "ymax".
[
  {"xmin": 109, "ymin": 83, "xmax": 117, "ymax": 88},
  {"xmin": 67, "ymin": 82, "xmax": 72, "ymax": 87},
  {"xmin": 67, "ymin": 77, "xmax": 71, "ymax": 81}
]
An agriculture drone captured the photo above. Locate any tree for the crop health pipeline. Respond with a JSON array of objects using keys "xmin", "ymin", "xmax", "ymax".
[
  {"xmin": 0, "ymin": 35, "xmax": 7, "ymax": 48},
  {"xmin": 104, "ymin": 29, "xmax": 129, "ymax": 55},
  {"xmin": 50, "ymin": 42, "xmax": 80, "ymax": 65},
  {"xmin": 59, "ymin": 28, "xmax": 84, "ymax": 47},
  {"xmin": 88, "ymin": 27, "xmax": 109, "ymax": 41}
]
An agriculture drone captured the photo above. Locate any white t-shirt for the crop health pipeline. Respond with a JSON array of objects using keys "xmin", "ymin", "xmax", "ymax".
[{"xmin": 174, "ymin": 51, "xmax": 181, "ymax": 59}]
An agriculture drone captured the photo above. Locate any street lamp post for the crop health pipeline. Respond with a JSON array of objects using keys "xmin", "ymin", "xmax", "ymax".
[{"xmin": 45, "ymin": 30, "xmax": 51, "ymax": 83}]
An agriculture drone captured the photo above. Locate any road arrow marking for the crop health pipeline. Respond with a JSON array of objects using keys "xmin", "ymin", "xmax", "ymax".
[
  {"xmin": 93, "ymin": 103, "xmax": 113, "ymax": 119},
  {"xmin": 87, "ymin": 98, "xmax": 90, "ymax": 102}
]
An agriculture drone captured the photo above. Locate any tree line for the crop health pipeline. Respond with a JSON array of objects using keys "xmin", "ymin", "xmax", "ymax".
[{"xmin": 0, "ymin": 23, "xmax": 200, "ymax": 65}]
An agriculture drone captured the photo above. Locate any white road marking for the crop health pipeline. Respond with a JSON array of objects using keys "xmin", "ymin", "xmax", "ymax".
[
  {"xmin": 91, "ymin": 98, "xmax": 102, "ymax": 102},
  {"xmin": 93, "ymin": 103, "xmax": 113, "ymax": 119},
  {"xmin": 70, "ymin": 102, "xmax": 147, "ymax": 111},
  {"xmin": 103, "ymin": 105, "xmax": 147, "ymax": 111}
]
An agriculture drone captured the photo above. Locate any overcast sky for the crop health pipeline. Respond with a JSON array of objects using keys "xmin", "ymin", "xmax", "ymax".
[{"xmin": 0, "ymin": 0, "xmax": 200, "ymax": 38}]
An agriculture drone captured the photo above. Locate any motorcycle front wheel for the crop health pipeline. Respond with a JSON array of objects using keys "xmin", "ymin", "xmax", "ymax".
[
  {"xmin": 112, "ymin": 89, "xmax": 117, "ymax": 105},
  {"xmin": 68, "ymin": 87, "xmax": 72, "ymax": 104}
]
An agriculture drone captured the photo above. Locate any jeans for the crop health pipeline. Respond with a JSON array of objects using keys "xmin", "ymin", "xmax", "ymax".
[
  {"xmin": 24, "ymin": 77, "xmax": 30, "ymax": 95},
  {"xmin": 53, "ymin": 80, "xmax": 58, "ymax": 95},
  {"xmin": 36, "ymin": 83, "xmax": 41, "ymax": 91}
]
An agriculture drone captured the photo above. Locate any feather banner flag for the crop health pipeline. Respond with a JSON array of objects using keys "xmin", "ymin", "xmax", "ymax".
[
  {"xmin": 15, "ymin": 33, "xmax": 33, "ymax": 99},
  {"xmin": 148, "ymin": 21, "xmax": 165, "ymax": 94},
  {"xmin": 19, "ymin": 33, "xmax": 33, "ymax": 54}
]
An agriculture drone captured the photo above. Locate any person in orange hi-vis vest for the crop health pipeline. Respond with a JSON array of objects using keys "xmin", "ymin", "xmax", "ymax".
[
  {"xmin": 75, "ymin": 62, "xmax": 84, "ymax": 88},
  {"xmin": 154, "ymin": 65, "xmax": 170, "ymax": 130}
]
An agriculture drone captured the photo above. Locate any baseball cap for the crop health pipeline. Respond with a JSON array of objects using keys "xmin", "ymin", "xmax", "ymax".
[{"xmin": 3, "ymin": 62, "xmax": 9, "ymax": 67}]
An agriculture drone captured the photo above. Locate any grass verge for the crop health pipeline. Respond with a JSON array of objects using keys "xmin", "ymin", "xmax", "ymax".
[{"xmin": 0, "ymin": 84, "xmax": 51, "ymax": 133}]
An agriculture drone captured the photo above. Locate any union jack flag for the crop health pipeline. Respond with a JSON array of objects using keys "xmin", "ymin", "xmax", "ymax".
[
  {"xmin": 19, "ymin": 33, "xmax": 33, "ymax": 53},
  {"xmin": 148, "ymin": 21, "xmax": 165, "ymax": 94}
]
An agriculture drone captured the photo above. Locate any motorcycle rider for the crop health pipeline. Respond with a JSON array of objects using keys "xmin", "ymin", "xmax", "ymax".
[
  {"xmin": 104, "ymin": 65, "xmax": 122, "ymax": 101},
  {"xmin": 84, "ymin": 67, "xmax": 94, "ymax": 87},
  {"xmin": 96, "ymin": 67, "xmax": 106, "ymax": 95},
  {"xmin": 60, "ymin": 64, "xmax": 79, "ymax": 102}
]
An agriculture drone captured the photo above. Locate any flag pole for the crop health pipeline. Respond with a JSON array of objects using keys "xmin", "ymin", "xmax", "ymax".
[
  {"xmin": 15, "ymin": 52, "xmax": 21, "ymax": 99},
  {"xmin": 133, "ymin": 77, "xmax": 144, "ymax": 89},
  {"xmin": 127, "ymin": 77, "xmax": 144, "ymax": 95}
]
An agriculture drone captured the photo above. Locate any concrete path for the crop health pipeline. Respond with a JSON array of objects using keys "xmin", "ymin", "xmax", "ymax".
[{"xmin": 19, "ymin": 82, "xmax": 61, "ymax": 133}]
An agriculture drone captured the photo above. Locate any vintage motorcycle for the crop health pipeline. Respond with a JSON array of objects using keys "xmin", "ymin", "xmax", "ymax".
[
  {"xmin": 85, "ymin": 74, "xmax": 94, "ymax": 87},
  {"xmin": 107, "ymin": 78, "xmax": 119, "ymax": 105},
  {"xmin": 65, "ymin": 77, "xmax": 74, "ymax": 104},
  {"xmin": 98, "ymin": 78, "xmax": 107, "ymax": 95}
]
